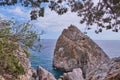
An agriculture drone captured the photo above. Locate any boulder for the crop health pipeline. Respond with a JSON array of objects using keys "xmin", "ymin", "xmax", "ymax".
[
  {"xmin": 87, "ymin": 57, "xmax": 120, "ymax": 80},
  {"xmin": 37, "ymin": 66, "xmax": 56, "ymax": 80},
  {"xmin": 58, "ymin": 68, "xmax": 84, "ymax": 80},
  {"xmin": 53, "ymin": 25, "xmax": 109, "ymax": 78}
]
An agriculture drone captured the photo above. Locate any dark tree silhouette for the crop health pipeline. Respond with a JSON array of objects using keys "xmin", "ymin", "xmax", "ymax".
[{"xmin": 0, "ymin": 0, "xmax": 120, "ymax": 33}]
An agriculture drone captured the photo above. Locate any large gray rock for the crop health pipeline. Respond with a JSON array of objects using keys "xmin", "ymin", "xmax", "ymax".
[
  {"xmin": 58, "ymin": 68, "xmax": 84, "ymax": 80},
  {"xmin": 37, "ymin": 66, "xmax": 56, "ymax": 80},
  {"xmin": 87, "ymin": 57, "xmax": 120, "ymax": 80},
  {"xmin": 53, "ymin": 25, "xmax": 109, "ymax": 78}
]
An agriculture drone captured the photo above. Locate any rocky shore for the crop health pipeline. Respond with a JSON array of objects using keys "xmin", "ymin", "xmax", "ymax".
[
  {"xmin": 0, "ymin": 44, "xmax": 56, "ymax": 80},
  {"xmin": 58, "ymin": 68, "xmax": 84, "ymax": 80},
  {"xmin": 53, "ymin": 25, "xmax": 109, "ymax": 78},
  {"xmin": 1, "ymin": 25, "xmax": 120, "ymax": 80},
  {"xmin": 87, "ymin": 57, "xmax": 120, "ymax": 80},
  {"xmin": 52, "ymin": 25, "xmax": 120, "ymax": 80}
]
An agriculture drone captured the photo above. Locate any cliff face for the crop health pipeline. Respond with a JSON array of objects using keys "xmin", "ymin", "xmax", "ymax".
[
  {"xmin": 53, "ymin": 25, "xmax": 109, "ymax": 77},
  {"xmin": 0, "ymin": 43, "xmax": 36, "ymax": 80},
  {"xmin": 87, "ymin": 57, "xmax": 120, "ymax": 80},
  {"xmin": 0, "ymin": 38, "xmax": 57, "ymax": 80},
  {"xmin": 14, "ymin": 46, "xmax": 36, "ymax": 80},
  {"xmin": 0, "ymin": 40, "xmax": 57, "ymax": 80}
]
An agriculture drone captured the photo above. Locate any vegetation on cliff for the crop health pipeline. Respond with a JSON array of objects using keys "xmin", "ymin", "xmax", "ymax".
[
  {"xmin": 0, "ymin": 29, "xmax": 25, "ymax": 79},
  {"xmin": 0, "ymin": 18, "xmax": 41, "ymax": 79}
]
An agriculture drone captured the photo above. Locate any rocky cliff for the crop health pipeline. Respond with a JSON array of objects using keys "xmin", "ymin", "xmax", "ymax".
[
  {"xmin": 53, "ymin": 25, "xmax": 109, "ymax": 78},
  {"xmin": 0, "ymin": 44, "xmax": 36, "ymax": 80},
  {"xmin": 87, "ymin": 57, "xmax": 120, "ymax": 80},
  {"xmin": 14, "ymin": 46, "xmax": 37, "ymax": 80},
  {"xmin": 0, "ymin": 41, "xmax": 56, "ymax": 80},
  {"xmin": 58, "ymin": 57, "xmax": 120, "ymax": 80}
]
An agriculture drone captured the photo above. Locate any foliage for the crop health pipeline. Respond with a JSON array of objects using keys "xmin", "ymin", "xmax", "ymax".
[
  {"xmin": 0, "ymin": 19, "xmax": 41, "ymax": 78},
  {"xmin": 0, "ymin": 0, "xmax": 120, "ymax": 33},
  {"xmin": 0, "ymin": 36, "xmax": 25, "ymax": 78},
  {"xmin": 0, "ymin": 19, "xmax": 42, "ymax": 52},
  {"xmin": 48, "ymin": 0, "xmax": 120, "ymax": 33},
  {"xmin": 23, "ymin": 48, "xmax": 31, "ymax": 57}
]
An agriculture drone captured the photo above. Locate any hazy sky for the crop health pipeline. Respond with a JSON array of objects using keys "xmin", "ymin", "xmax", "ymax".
[{"xmin": 0, "ymin": 3, "xmax": 120, "ymax": 40}]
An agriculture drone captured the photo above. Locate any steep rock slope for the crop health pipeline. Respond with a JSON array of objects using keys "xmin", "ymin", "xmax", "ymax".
[
  {"xmin": 53, "ymin": 25, "xmax": 109, "ymax": 78},
  {"xmin": 0, "ymin": 42, "xmax": 36, "ymax": 80},
  {"xmin": 87, "ymin": 57, "xmax": 120, "ymax": 80}
]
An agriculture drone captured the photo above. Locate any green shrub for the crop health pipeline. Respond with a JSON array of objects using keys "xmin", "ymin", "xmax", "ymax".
[
  {"xmin": 0, "ymin": 38, "xmax": 25, "ymax": 78},
  {"xmin": 0, "ymin": 20, "xmax": 41, "ymax": 79},
  {"xmin": 23, "ymin": 48, "xmax": 31, "ymax": 57}
]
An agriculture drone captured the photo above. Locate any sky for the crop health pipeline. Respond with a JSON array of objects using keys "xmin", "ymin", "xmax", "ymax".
[{"xmin": 0, "ymin": 3, "xmax": 120, "ymax": 40}]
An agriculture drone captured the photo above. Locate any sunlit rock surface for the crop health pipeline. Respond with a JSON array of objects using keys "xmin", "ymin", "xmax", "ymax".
[
  {"xmin": 37, "ymin": 66, "xmax": 56, "ymax": 80},
  {"xmin": 53, "ymin": 25, "xmax": 109, "ymax": 78},
  {"xmin": 58, "ymin": 68, "xmax": 84, "ymax": 80},
  {"xmin": 87, "ymin": 57, "xmax": 120, "ymax": 80}
]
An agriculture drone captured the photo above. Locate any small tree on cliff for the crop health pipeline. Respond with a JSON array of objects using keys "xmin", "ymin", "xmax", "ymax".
[
  {"xmin": 0, "ymin": 18, "xmax": 42, "ymax": 52},
  {"xmin": 0, "ymin": 0, "xmax": 120, "ymax": 33}
]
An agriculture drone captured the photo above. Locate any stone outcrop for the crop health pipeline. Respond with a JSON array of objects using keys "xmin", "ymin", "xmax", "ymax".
[
  {"xmin": 58, "ymin": 68, "xmax": 84, "ymax": 80},
  {"xmin": 0, "ymin": 45, "xmax": 56, "ymax": 80},
  {"xmin": 53, "ymin": 25, "xmax": 109, "ymax": 78},
  {"xmin": 87, "ymin": 57, "xmax": 120, "ymax": 80},
  {"xmin": 37, "ymin": 66, "xmax": 56, "ymax": 80},
  {"xmin": 0, "ymin": 46, "xmax": 37, "ymax": 80},
  {"xmin": 15, "ymin": 47, "xmax": 37, "ymax": 80}
]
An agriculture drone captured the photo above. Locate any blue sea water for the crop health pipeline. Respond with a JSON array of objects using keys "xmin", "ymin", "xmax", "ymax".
[
  {"xmin": 29, "ymin": 39, "xmax": 64, "ymax": 79},
  {"xmin": 29, "ymin": 39, "xmax": 120, "ymax": 78}
]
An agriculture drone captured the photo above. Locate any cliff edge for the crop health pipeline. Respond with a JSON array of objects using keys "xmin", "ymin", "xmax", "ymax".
[{"xmin": 0, "ymin": 40, "xmax": 36, "ymax": 80}]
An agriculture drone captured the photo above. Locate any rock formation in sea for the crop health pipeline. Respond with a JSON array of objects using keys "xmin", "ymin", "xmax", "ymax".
[
  {"xmin": 1, "ymin": 24, "xmax": 120, "ymax": 80},
  {"xmin": 58, "ymin": 68, "xmax": 84, "ymax": 80},
  {"xmin": 53, "ymin": 25, "xmax": 109, "ymax": 78},
  {"xmin": 37, "ymin": 66, "xmax": 56, "ymax": 80}
]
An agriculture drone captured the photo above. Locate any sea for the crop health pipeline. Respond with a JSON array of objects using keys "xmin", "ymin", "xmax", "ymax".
[{"xmin": 29, "ymin": 39, "xmax": 120, "ymax": 79}]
